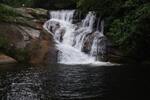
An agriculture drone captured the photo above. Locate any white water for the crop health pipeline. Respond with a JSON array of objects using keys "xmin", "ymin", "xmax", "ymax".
[
  {"xmin": 44, "ymin": 10, "xmax": 110, "ymax": 65},
  {"xmin": 90, "ymin": 20, "xmax": 104, "ymax": 57}
]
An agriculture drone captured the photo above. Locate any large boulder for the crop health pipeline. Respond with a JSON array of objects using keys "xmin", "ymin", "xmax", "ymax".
[
  {"xmin": 0, "ymin": 4, "xmax": 57, "ymax": 64},
  {"xmin": 27, "ymin": 30, "xmax": 57, "ymax": 64}
]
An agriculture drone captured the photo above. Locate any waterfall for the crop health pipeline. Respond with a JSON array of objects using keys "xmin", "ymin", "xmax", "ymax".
[
  {"xmin": 90, "ymin": 20, "xmax": 104, "ymax": 57},
  {"xmin": 43, "ymin": 10, "xmax": 108, "ymax": 65}
]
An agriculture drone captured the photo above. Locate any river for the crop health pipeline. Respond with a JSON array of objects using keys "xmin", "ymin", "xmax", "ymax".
[{"xmin": 0, "ymin": 64, "xmax": 149, "ymax": 100}]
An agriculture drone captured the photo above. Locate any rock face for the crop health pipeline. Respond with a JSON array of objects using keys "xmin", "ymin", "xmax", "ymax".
[
  {"xmin": 81, "ymin": 32, "xmax": 108, "ymax": 62},
  {"xmin": 0, "ymin": 5, "xmax": 57, "ymax": 64},
  {"xmin": 28, "ymin": 30, "xmax": 57, "ymax": 64},
  {"xmin": 96, "ymin": 36, "xmax": 108, "ymax": 61}
]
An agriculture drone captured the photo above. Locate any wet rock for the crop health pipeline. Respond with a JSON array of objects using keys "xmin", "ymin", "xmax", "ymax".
[
  {"xmin": 82, "ymin": 32, "xmax": 95, "ymax": 53},
  {"xmin": 46, "ymin": 20, "xmax": 60, "ymax": 33},
  {"xmin": 0, "ymin": 22, "xmax": 40, "ymax": 49},
  {"xmin": 82, "ymin": 32, "xmax": 108, "ymax": 62},
  {"xmin": 28, "ymin": 39, "xmax": 57, "ymax": 64},
  {"xmin": 96, "ymin": 36, "xmax": 108, "ymax": 61},
  {"xmin": 0, "ymin": 54, "xmax": 17, "ymax": 64},
  {"xmin": 44, "ymin": 20, "xmax": 66, "ymax": 42}
]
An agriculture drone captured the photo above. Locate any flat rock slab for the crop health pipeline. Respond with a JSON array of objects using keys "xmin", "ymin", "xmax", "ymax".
[{"xmin": 0, "ymin": 54, "xmax": 17, "ymax": 64}]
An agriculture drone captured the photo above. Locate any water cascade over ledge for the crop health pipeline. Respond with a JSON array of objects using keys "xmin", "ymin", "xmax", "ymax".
[{"xmin": 44, "ymin": 10, "xmax": 110, "ymax": 65}]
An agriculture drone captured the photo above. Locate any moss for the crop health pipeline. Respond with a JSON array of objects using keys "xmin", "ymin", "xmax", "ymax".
[
  {"xmin": 0, "ymin": 33, "xmax": 9, "ymax": 51},
  {"xmin": 0, "ymin": 4, "xmax": 47, "ymax": 30},
  {"xmin": 3, "ymin": 47, "xmax": 29, "ymax": 63},
  {"xmin": 13, "ymin": 48, "xmax": 29, "ymax": 63},
  {"xmin": 0, "ymin": 4, "xmax": 25, "ymax": 24},
  {"xmin": 0, "ymin": 4, "xmax": 21, "ymax": 17},
  {"xmin": 27, "ymin": 8, "xmax": 48, "ymax": 19},
  {"xmin": 0, "ymin": 4, "xmax": 29, "ymax": 22},
  {"xmin": 0, "ymin": 34, "xmax": 28, "ymax": 63}
]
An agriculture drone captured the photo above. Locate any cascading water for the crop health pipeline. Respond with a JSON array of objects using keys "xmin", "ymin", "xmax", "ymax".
[{"xmin": 43, "ymin": 10, "xmax": 109, "ymax": 65}]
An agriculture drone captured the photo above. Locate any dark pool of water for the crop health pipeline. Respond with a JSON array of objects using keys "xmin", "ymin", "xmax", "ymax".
[{"xmin": 0, "ymin": 63, "xmax": 149, "ymax": 100}]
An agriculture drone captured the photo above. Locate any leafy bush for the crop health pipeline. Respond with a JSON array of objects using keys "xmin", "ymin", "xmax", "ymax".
[
  {"xmin": 0, "ymin": 4, "xmax": 20, "ymax": 16},
  {"xmin": 0, "ymin": 0, "xmax": 33, "ymax": 7},
  {"xmin": 0, "ymin": 0, "xmax": 76, "ymax": 9},
  {"xmin": 108, "ymin": 2, "xmax": 150, "ymax": 60}
]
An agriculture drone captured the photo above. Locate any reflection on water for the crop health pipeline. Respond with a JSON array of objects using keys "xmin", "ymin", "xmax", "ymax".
[{"xmin": 0, "ymin": 64, "xmax": 149, "ymax": 100}]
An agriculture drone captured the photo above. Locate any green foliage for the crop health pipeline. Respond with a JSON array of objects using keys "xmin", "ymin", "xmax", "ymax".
[
  {"xmin": 77, "ymin": 0, "xmax": 125, "ymax": 17},
  {"xmin": 0, "ymin": 0, "xmax": 77, "ymax": 9},
  {"xmin": 32, "ymin": 0, "xmax": 76, "ymax": 9},
  {"xmin": 109, "ymin": 15, "xmax": 136, "ymax": 46},
  {"xmin": 0, "ymin": 0, "xmax": 33, "ymax": 7},
  {"xmin": 0, "ymin": 4, "xmax": 25, "ymax": 23},
  {"xmin": 77, "ymin": 0, "xmax": 150, "ymax": 61},
  {"xmin": 0, "ymin": 33, "xmax": 9, "ymax": 50},
  {"xmin": 0, "ymin": 4, "xmax": 20, "ymax": 17},
  {"xmin": 108, "ymin": 2, "xmax": 150, "ymax": 60}
]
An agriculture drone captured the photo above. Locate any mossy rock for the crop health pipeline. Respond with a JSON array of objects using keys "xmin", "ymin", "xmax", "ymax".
[
  {"xmin": 0, "ymin": 4, "xmax": 57, "ymax": 64},
  {"xmin": 0, "ymin": 4, "xmax": 21, "ymax": 17},
  {"xmin": 0, "ymin": 4, "xmax": 48, "ymax": 30}
]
